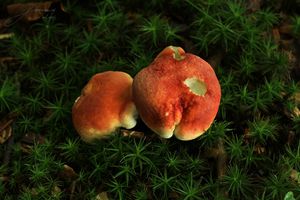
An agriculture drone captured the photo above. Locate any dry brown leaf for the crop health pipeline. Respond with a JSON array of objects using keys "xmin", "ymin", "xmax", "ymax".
[
  {"xmin": 120, "ymin": 129, "xmax": 145, "ymax": 138},
  {"xmin": 51, "ymin": 185, "xmax": 62, "ymax": 197},
  {"xmin": 60, "ymin": 164, "xmax": 77, "ymax": 181},
  {"xmin": 293, "ymin": 107, "xmax": 300, "ymax": 117},
  {"xmin": 0, "ymin": 57, "xmax": 17, "ymax": 64},
  {"xmin": 290, "ymin": 169, "xmax": 300, "ymax": 184},
  {"xmin": 21, "ymin": 132, "xmax": 45, "ymax": 145},
  {"xmin": 95, "ymin": 192, "xmax": 109, "ymax": 200},
  {"xmin": 0, "ymin": 114, "xmax": 16, "ymax": 144},
  {"xmin": 169, "ymin": 191, "xmax": 180, "ymax": 199},
  {"xmin": 254, "ymin": 144, "xmax": 266, "ymax": 154},
  {"xmin": 7, "ymin": 1, "xmax": 54, "ymax": 22},
  {"xmin": 19, "ymin": 143, "xmax": 32, "ymax": 154},
  {"xmin": 0, "ymin": 18, "xmax": 15, "ymax": 29},
  {"xmin": 19, "ymin": 132, "xmax": 45, "ymax": 153},
  {"xmin": 0, "ymin": 33, "xmax": 14, "ymax": 40},
  {"xmin": 243, "ymin": 128, "xmax": 251, "ymax": 144},
  {"xmin": 294, "ymin": 92, "xmax": 300, "ymax": 103},
  {"xmin": 290, "ymin": 92, "xmax": 300, "ymax": 118},
  {"xmin": 0, "ymin": 125, "xmax": 12, "ymax": 144}
]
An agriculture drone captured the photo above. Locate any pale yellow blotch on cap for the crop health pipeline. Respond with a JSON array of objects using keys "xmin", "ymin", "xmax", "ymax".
[{"xmin": 184, "ymin": 77, "xmax": 207, "ymax": 96}]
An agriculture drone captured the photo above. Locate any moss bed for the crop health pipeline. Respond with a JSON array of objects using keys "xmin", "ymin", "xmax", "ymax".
[{"xmin": 0, "ymin": 0, "xmax": 300, "ymax": 199}]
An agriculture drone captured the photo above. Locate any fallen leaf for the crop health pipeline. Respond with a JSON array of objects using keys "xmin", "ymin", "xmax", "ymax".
[
  {"xmin": 19, "ymin": 132, "xmax": 45, "ymax": 153},
  {"xmin": 0, "ymin": 113, "xmax": 17, "ymax": 144},
  {"xmin": 293, "ymin": 107, "xmax": 300, "ymax": 117},
  {"xmin": 19, "ymin": 143, "xmax": 32, "ymax": 154},
  {"xmin": 290, "ymin": 169, "xmax": 300, "ymax": 184},
  {"xmin": 7, "ymin": 2, "xmax": 53, "ymax": 22},
  {"xmin": 289, "ymin": 92, "xmax": 300, "ymax": 118},
  {"xmin": 0, "ymin": 125, "xmax": 12, "ymax": 144},
  {"xmin": 243, "ymin": 128, "xmax": 251, "ymax": 144},
  {"xmin": 21, "ymin": 132, "xmax": 45, "ymax": 145},
  {"xmin": 120, "ymin": 129, "xmax": 145, "ymax": 138},
  {"xmin": 95, "ymin": 192, "xmax": 109, "ymax": 200},
  {"xmin": 60, "ymin": 164, "xmax": 77, "ymax": 181},
  {"xmin": 254, "ymin": 144, "xmax": 266, "ymax": 154},
  {"xmin": 169, "ymin": 191, "xmax": 180, "ymax": 199},
  {"xmin": 0, "ymin": 33, "xmax": 14, "ymax": 40},
  {"xmin": 51, "ymin": 185, "xmax": 62, "ymax": 197},
  {"xmin": 0, "ymin": 57, "xmax": 17, "ymax": 64},
  {"xmin": 0, "ymin": 18, "xmax": 15, "ymax": 29}
]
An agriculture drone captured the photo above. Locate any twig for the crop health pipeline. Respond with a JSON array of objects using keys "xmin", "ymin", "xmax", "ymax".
[
  {"xmin": 0, "ymin": 118, "xmax": 14, "ymax": 134},
  {"xmin": 1, "ymin": 113, "xmax": 19, "ymax": 167},
  {"xmin": 0, "ymin": 33, "xmax": 14, "ymax": 40},
  {"xmin": 69, "ymin": 181, "xmax": 76, "ymax": 200},
  {"xmin": 204, "ymin": 139, "xmax": 227, "ymax": 178},
  {"xmin": 2, "ymin": 124, "xmax": 14, "ymax": 166},
  {"xmin": 216, "ymin": 139, "xmax": 227, "ymax": 179},
  {"xmin": 0, "ymin": 57, "xmax": 17, "ymax": 64},
  {"xmin": 119, "ymin": 129, "xmax": 145, "ymax": 138},
  {"xmin": 204, "ymin": 138, "xmax": 227, "ymax": 197}
]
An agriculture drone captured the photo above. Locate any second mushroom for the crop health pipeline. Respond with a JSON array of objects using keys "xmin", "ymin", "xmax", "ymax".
[{"xmin": 132, "ymin": 46, "xmax": 221, "ymax": 141}]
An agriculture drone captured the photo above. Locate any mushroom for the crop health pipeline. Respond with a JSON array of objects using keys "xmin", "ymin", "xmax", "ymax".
[
  {"xmin": 132, "ymin": 46, "xmax": 221, "ymax": 141},
  {"xmin": 72, "ymin": 71, "xmax": 137, "ymax": 142}
]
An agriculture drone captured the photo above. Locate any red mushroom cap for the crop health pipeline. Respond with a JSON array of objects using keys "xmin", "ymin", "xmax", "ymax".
[
  {"xmin": 132, "ymin": 46, "xmax": 221, "ymax": 141},
  {"xmin": 72, "ymin": 71, "xmax": 137, "ymax": 142}
]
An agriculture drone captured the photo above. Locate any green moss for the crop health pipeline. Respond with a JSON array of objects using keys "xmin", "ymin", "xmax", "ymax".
[{"xmin": 0, "ymin": 0, "xmax": 299, "ymax": 199}]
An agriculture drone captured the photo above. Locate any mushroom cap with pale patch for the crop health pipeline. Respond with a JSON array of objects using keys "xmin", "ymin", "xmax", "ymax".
[
  {"xmin": 72, "ymin": 71, "xmax": 137, "ymax": 142},
  {"xmin": 132, "ymin": 46, "xmax": 221, "ymax": 141}
]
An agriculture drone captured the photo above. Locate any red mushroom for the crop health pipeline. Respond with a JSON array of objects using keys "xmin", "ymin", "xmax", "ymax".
[
  {"xmin": 72, "ymin": 71, "xmax": 137, "ymax": 142},
  {"xmin": 132, "ymin": 46, "xmax": 221, "ymax": 141}
]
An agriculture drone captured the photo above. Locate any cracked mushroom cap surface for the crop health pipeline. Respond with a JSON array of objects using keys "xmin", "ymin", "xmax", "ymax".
[
  {"xmin": 132, "ymin": 46, "xmax": 221, "ymax": 141},
  {"xmin": 72, "ymin": 71, "xmax": 137, "ymax": 142}
]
